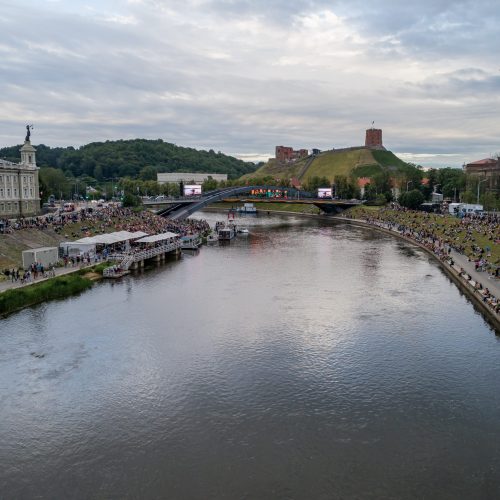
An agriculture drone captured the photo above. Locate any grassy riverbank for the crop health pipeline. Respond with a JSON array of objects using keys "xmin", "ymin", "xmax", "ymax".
[
  {"xmin": 208, "ymin": 202, "xmax": 319, "ymax": 214},
  {"xmin": 0, "ymin": 266, "xmax": 105, "ymax": 316},
  {"xmin": 344, "ymin": 206, "xmax": 499, "ymax": 264}
]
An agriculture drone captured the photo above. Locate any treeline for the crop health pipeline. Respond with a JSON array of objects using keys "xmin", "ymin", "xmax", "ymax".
[{"xmin": 0, "ymin": 139, "xmax": 257, "ymax": 180}]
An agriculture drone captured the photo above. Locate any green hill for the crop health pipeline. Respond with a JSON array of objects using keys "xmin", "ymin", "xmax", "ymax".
[
  {"xmin": 0, "ymin": 139, "xmax": 258, "ymax": 180},
  {"xmin": 244, "ymin": 148, "xmax": 419, "ymax": 184}
]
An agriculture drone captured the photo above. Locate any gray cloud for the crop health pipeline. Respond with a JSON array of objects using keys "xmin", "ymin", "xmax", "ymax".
[{"xmin": 0, "ymin": 0, "xmax": 499, "ymax": 167}]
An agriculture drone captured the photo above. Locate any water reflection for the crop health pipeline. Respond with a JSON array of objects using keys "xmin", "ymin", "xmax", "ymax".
[{"xmin": 0, "ymin": 212, "xmax": 498, "ymax": 499}]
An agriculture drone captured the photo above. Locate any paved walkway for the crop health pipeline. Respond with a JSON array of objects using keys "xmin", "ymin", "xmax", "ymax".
[
  {"xmin": 449, "ymin": 249, "xmax": 500, "ymax": 298},
  {"xmin": 0, "ymin": 263, "xmax": 98, "ymax": 294}
]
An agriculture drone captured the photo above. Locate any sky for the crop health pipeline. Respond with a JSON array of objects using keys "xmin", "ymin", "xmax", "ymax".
[{"xmin": 1, "ymin": 0, "xmax": 499, "ymax": 167}]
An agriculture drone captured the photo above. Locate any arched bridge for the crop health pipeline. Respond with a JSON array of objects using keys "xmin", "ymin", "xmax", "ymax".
[{"xmin": 143, "ymin": 186, "xmax": 362, "ymax": 220}]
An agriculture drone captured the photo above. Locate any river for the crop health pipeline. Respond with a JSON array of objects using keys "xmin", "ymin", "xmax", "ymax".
[{"xmin": 1, "ymin": 213, "xmax": 499, "ymax": 499}]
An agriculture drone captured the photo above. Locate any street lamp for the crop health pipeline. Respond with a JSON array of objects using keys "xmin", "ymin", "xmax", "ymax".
[
  {"xmin": 477, "ymin": 178, "xmax": 487, "ymax": 204},
  {"xmin": 406, "ymin": 180, "xmax": 413, "ymax": 192}
]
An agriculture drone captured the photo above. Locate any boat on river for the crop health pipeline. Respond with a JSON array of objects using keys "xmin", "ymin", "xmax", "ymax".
[
  {"xmin": 236, "ymin": 203, "xmax": 257, "ymax": 214},
  {"xmin": 218, "ymin": 225, "xmax": 236, "ymax": 240},
  {"xmin": 207, "ymin": 232, "xmax": 219, "ymax": 244},
  {"xmin": 180, "ymin": 234, "xmax": 202, "ymax": 249},
  {"xmin": 103, "ymin": 267, "xmax": 131, "ymax": 279}
]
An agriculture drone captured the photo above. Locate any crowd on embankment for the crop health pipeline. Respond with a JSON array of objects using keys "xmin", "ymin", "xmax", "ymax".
[
  {"xmin": 0, "ymin": 206, "xmax": 210, "ymax": 239},
  {"xmin": 343, "ymin": 205, "xmax": 500, "ymax": 318}
]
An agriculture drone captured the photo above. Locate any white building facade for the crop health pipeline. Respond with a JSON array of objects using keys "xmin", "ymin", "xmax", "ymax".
[{"xmin": 0, "ymin": 137, "xmax": 40, "ymax": 218}]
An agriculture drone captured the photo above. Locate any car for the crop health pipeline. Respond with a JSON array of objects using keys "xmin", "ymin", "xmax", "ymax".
[{"xmin": 155, "ymin": 195, "xmax": 166, "ymax": 201}]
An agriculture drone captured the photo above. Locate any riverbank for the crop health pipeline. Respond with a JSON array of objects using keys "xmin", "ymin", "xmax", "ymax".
[{"xmin": 0, "ymin": 263, "xmax": 107, "ymax": 317}]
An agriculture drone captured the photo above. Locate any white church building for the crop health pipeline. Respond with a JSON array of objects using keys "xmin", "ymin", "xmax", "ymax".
[{"xmin": 0, "ymin": 126, "xmax": 40, "ymax": 218}]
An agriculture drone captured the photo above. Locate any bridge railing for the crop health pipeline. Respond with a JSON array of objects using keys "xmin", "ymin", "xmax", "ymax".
[
  {"xmin": 150, "ymin": 185, "xmax": 362, "ymax": 221},
  {"xmin": 103, "ymin": 241, "xmax": 182, "ymax": 276}
]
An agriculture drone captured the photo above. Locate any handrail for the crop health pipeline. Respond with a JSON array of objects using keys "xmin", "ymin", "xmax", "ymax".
[{"xmin": 103, "ymin": 241, "xmax": 182, "ymax": 276}]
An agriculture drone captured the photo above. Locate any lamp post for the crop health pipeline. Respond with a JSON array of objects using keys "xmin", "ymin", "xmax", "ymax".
[
  {"xmin": 477, "ymin": 178, "xmax": 487, "ymax": 204},
  {"xmin": 406, "ymin": 180, "xmax": 413, "ymax": 192}
]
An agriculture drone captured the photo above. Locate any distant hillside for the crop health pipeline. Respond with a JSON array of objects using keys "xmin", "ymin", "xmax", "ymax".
[
  {"xmin": 244, "ymin": 147, "xmax": 419, "ymax": 183},
  {"xmin": 0, "ymin": 139, "xmax": 258, "ymax": 180}
]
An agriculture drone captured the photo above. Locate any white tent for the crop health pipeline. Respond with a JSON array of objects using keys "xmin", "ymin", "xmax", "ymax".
[
  {"xmin": 74, "ymin": 231, "xmax": 148, "ymax": 245},
  {"xmin": 134, "ymin": 232, "xmax": 179, "ymax": 244}
]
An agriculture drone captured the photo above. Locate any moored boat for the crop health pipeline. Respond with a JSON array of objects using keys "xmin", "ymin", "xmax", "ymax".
[
  {"xmin": 218, "ymin": 225, "xmax": 236, "ymax": 240},
  {"xmin": 237, "ymin": 203, "xmax": 257, "ymax": 214},
  {"xmin": 180, "ymin": 234, "xmax": 202, "ymax": 249},
  {"xmin": 207, "ymin": 232, "xmax": 219, "ymax": 243}
]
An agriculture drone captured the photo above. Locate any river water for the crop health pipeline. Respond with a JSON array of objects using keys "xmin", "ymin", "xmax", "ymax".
[{"xmin": 1, "ymin": 213, "xmax": 499, "ymax": 499}]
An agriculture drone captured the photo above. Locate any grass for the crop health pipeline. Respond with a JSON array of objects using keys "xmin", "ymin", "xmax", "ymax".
[
  {"xmin": 87, "ymin": 262, "xmax": 111, "ymax": 275},
  {"xmin": 242, "ymin": 149, "xmax": 378, "ymax": 183},
  {"xmin": 352, "ymin": 164, "xmax": 384, "ymax": 178},
  {"xmin": 301, "ymin": 149, "xmax": 376, "ymax": 183},
  {"xmin": 241, "ymin": 159, "xmax": 302, "ymax": 180},
  {"xmin": 0, "ymin": 273, "xmax": 94, "ymax": 316},
  {"xmin": 371, "ymin": 150, "xmax": 410, "ymax": 170}
]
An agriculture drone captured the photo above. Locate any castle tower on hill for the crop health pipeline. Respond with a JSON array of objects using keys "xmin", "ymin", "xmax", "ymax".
[{"xmin": 365, "ymin": 127, "xmax": 383, "ymax": 149}]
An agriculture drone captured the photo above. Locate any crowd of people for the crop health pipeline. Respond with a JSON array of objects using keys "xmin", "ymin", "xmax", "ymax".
[
  {"xmin": 1, "ymin": 205, "xmax": 211, "ymax": 283},
  {"xmin": 344, "ymin": 205, "xmax": 500, "ymax": 315},
  {"xmin": 0, "ymin": 205, "xmax": 210, "ymax": 239},
  {"xmin": 6, "ymin": 262, "xmax": 56, "ymax": 285}
]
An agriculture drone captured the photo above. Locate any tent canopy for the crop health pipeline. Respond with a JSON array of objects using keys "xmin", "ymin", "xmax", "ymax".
[
  {"xmin": 134, "ymin": 232, "xmax": 179, "ymax": 244},
  {"xmin": 74, "ymin": 231, "xmax": 148, "ymax": 245}
]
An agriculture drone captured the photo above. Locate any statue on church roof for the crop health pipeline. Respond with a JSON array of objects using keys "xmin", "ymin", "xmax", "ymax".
[{"xmin": 25, "ymin": 124, "xmax": 33, "ymax": 142}]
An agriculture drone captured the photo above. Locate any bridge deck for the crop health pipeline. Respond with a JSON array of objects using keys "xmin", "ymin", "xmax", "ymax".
[{"xmin": 143, "ymin": 186, "xmax": 361, "ymax": 220}]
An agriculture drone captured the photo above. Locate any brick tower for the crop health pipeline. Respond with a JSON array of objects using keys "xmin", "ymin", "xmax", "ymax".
[{"xmin": 365, "ymin": 127, "xmax": 383, "ymax": 149}]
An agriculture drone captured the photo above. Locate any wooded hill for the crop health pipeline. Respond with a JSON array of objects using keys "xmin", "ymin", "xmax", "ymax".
[{"xmin": 0, "ymin": 139, "xmax": 257, "ymax": 180}]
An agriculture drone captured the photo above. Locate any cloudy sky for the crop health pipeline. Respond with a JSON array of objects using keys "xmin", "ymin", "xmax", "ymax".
[{"xmin": 1, "ymin": 0, "xmax": 499, "ymax": 166}]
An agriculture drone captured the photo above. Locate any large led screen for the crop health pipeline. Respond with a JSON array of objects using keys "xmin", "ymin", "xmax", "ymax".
[
  {"xmin": 184, "ymin": 185, "xmax": 202, "ymax": 196},
  {"xmin": 317, "ymin": 188, "xmax": 332, "ymax": 198}
]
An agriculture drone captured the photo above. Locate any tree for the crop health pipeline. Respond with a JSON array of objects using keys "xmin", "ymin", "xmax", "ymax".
[
  {"xmin": 480, "ymin": 192, "xmax": 499, "ymax": 211},
  {"xmin": 305, "ymin": 176, "xmax": 330, "ymax": 193},
  {"xmin": 39, "ymin": 167, "xmax": 70, "ymax": 200},
  {"xmin": 363, "ymin": 183, "xmax": 377, "ymax": 201},
  {"xmin": 202, "ymin": 177, "xmax": 219, "ymax": 191},
  {"xmin": 399, "ymin": 189, "xmax": 424, "ymax": 209},
  {"xmin": 139, "ymin": 166, "xmax": 157, "ymax": 181},
  {"xmin": 333, "ymin": 175, "xmax": 359, "ymax": 199},
  {"xmin": 122, "ymin": 193, "xmax": 140, "ymax": 207},
  {"xmin": 0, "ymin": 139, "xmax": 259, "ymax": 182}
]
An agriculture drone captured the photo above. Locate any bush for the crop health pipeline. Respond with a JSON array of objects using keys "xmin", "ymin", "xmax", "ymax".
[{"xmin": 0, "ymin": 275, "xmax": 93, "ymax": 316}]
